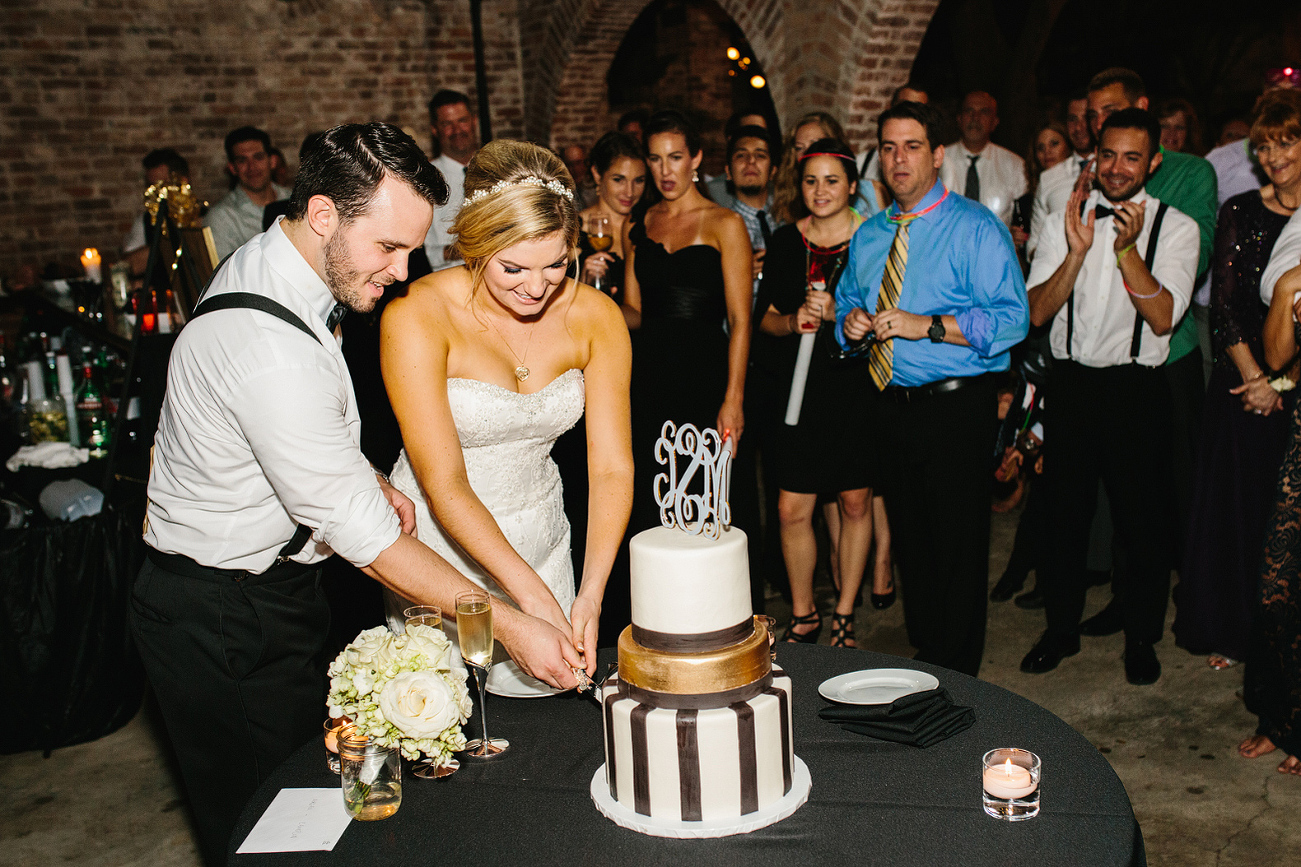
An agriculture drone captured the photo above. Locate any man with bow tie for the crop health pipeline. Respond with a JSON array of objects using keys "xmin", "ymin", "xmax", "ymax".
[{"xmin": 1018, "ymin": 109, "xmax": 1200, "ymax": 686}]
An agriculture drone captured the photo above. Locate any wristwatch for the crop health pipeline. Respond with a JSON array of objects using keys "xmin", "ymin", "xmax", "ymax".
[{"xmin": 928, "ymin": 315, "xmax": 945, "ymax": 344}]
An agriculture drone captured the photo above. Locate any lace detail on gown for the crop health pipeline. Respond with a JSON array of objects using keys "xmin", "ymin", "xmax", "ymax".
[{"xmin": 385, "ymin": 368, "xmax": 585, "ymax": 696}]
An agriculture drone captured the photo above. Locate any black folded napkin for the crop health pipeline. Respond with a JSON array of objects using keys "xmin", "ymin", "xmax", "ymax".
[{"xmin": 819, "ymin": 687, "xmax": 975, "ymax": 748}]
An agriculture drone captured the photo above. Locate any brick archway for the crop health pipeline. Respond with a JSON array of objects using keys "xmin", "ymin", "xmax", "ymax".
[{"xmin": 535, "ymin": 0, "xmax": 940, "ymax": 151}]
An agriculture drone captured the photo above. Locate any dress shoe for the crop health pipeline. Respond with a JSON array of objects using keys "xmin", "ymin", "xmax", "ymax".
[
  {"xmin": 989, "ymin": 571, "xmax": 1026, "ymax": 603},
  {"xmin": 1020, "ymin": 632, "xmax": 1080, "ymax": 674},
  {"xmin": 1079, "ymin": 602, "xmax": 1123, "ymax": 636},
  {"xmin": 870, "ymin": 586, "xmax": 896, "ymax": 610},
  {"xmin": 1124, "ymin": 641, "xmax": 1161, "ymax": 685},
  {"xmin": 1014, "ymin": 586, "xmax": 1045, "ymax": 609}
]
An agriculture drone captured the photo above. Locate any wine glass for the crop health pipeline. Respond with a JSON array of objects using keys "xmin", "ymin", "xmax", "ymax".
[
  {"xmin": 456, "ymin": 590, "xmax": 509, "ymax": 758},
  {"xmin": 585, "ymin": 214, "xmax": 613, "ymax": 294},
  {"xmin": 403, "ymin": 605, "xmax": 459, "ymax": 778}
]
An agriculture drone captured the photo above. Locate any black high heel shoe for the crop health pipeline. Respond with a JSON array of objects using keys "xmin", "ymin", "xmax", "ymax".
[
  {"xmin": 871, "ymin": 584, "xmax": 896, "ymax": 610},
  {"xmin": 829, "ymin": 612, "xmax": 857, "ymax": 648},
  {"xmin": 782, "ymin": 610, "xmax": 822, "ymax": 643}
]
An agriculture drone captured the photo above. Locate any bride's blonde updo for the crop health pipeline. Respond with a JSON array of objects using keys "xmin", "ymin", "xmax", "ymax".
[{"xmin": 451, "ymin": 140, "xmax": 581, "ymax": 291}]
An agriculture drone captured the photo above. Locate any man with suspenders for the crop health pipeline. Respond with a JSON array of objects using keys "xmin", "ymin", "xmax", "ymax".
[
  {"xmin": 132, "ymin": 123, "xmax": 584, "ymax": 865},
  {"xmin": 1017, "ymin": 109, "xmax": 1200, "ymax": 685}
]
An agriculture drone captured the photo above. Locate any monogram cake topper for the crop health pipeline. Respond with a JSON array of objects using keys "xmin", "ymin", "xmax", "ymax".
[{"xmin": 653, "ymin": 421, "xmax": 733, "ymax": 539}]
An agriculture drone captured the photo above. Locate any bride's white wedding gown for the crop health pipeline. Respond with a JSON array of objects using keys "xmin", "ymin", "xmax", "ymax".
[{"xmin": 384, "ymin": 368, "xmax": 584, "ymax": 696}]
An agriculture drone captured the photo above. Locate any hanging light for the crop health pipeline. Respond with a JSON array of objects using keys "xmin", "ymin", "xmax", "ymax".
[
  {"xmin": 739, "ymin": 57, "xmax": 751, "ymax": 68},
  {"xmin": 750, "ymin": 74, "xmax": 766, "ymax": 89},
  {"xmin": 726, "ymin": 47, "xmax": 740, "ymax": 61}
]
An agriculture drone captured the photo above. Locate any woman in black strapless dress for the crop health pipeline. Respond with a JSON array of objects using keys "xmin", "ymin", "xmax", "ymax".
[{"xmin": 620, "ymin": 110, "xmax": 756, "ymax": 574}]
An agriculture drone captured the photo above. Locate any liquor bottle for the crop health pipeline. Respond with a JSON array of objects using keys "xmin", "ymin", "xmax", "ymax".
[
  {"xmin": 157, "ymin": 286, "xmax": 174, "ymax": 334},
  {"xmin": 75, "ymin": 361, "xmax": 110, "ymax": 458},
  {"xmin": 24, "ymin": 359, "xmax": 68, "ymax": 443}
]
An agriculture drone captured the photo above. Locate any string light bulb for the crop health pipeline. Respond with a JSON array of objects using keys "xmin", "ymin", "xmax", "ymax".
[
  {"xmin": 726, "ymin": 47, "xmax": 740, "ymax": 60},
  {"xmin": 750, "ymin": 74, "xmax": 766, "ymax": 89}
]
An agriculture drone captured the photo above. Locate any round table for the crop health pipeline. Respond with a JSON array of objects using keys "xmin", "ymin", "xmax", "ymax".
[{"xmin": 229, "ymin": 644, "xmax": 1145, "ymax": 866}]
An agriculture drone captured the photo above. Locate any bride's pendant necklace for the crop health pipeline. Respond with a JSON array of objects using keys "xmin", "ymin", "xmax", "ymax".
[{"xmin": 489, "ymin": 316, "xmax": 536, "ymax": 382}]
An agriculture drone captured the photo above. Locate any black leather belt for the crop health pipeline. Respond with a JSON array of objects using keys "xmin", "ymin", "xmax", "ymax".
[
  {"xmin": 880, "ymin": 374, "xmax": 981, "ymax": 404},
  {"xmin": 146, "ymin": 546, "xmax": 318, "ymax": 584}
]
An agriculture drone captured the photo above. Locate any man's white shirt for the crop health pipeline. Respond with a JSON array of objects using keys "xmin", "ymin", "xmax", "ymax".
[
  {"xmin": 1028, "ymin": 189, "xmax": 1199, "ymax": 368},
  {"xmin": 204, "ymin": 183, "xmax": 291, "ymax": 262},
  {"xmin": 1261, "ymin": 207, "xmax": 1301, "ymax": 305},
  {"xmin": 422, "ymin": 151, "xmax": 469, "ymax": 271},
  {"xmin": 145, "ymin": 218, "xmax": 400, "ymax": 571},
  {"xmin": 939, "ymin": 140, "xmax": 1027, "ymax": 226},
  {"xmin": 1028, "ymin": 155, "xmax": 1091, "ymax": 259}
]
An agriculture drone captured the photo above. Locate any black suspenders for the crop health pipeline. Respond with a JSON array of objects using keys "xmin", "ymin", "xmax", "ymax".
[
  {"xmin": 1129, "ymin": 202, "xmax": 1170, "ymax": 361},
  {"xmin": 191, "ymin": 279, "xmax": 323, "ymax": 563},
  {"xmin": 1064, "ymin": 200, "xmax": 1171, "ymax": 363}
]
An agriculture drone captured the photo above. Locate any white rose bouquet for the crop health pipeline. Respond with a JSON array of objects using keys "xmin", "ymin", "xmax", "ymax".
[{"xmin": 327, "ymin": 624, "xmax": 473, "ymax": 764}]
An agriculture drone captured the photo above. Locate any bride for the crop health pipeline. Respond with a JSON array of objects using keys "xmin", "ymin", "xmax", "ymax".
[{"xmin": 381, "ymin": 140, "xmax": 634, "ymax": 695}]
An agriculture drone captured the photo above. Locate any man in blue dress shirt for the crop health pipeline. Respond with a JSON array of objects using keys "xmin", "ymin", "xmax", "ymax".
[{"xmin": 837, "ymin": 101, "xmax": 1029, "ymax": 676}]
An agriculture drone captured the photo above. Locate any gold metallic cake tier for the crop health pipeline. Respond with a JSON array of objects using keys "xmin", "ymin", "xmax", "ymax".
[{"xmin": 617, "ymin": 616, "xmax": 772, "ymax": 695}]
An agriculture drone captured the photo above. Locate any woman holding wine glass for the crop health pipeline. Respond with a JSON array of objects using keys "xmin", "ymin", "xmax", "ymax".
[
  {"xmin": 381, "ymin": 139, "xmax": 634, "ymax": 697},
  {"xmin": 578, "ymin": 132, "xmax": 646, "ymax": 305},
  {"xmin": 755, "ymin": 140, "xmax": 875, "ymax": 647}
]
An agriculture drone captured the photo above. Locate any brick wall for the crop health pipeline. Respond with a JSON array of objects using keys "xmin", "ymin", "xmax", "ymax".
[
  {"xmin": 0, "ymin": 0, "xmax": 434, "ymax": 277},
  {"xmin": 0, "ymin": 0, "xmax": 938, "ymax": 278}
]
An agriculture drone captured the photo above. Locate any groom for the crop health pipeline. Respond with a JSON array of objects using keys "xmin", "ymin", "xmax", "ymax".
[{"xmin": 133, "ymin": 123, "xmax": 585, "ymax": 865}]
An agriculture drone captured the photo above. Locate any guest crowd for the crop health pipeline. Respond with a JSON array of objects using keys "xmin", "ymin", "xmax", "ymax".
[{"xmin": 113, "ymin": 61, "xmax": 1301, "ymax": 828}]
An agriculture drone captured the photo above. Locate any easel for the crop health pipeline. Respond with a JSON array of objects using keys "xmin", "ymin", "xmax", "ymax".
[{"xmin": 100, "ymin": 193, "xmax": 215, "ymax": 497}]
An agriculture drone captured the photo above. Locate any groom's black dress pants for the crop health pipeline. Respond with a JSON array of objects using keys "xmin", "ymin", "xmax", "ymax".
[{"xmin": 130, "ymin": 552, "xmax": 329, "ymax": 866}]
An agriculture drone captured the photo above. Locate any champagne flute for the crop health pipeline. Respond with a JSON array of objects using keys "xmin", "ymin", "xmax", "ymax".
[
  {"xmin": 585, "ymin": 214, "xmax": 613, "ymax": 294},
  {"xmin": 456, "ymin": 590, "xmax": 509, "ymax": 758},
  {"xmin": 403, "ymin": 605, "xmax": 459, "ymax": 778}
]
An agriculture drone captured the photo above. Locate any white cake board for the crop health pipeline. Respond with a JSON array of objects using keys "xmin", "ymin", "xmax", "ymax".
[{"xmin": 589, "ymin": 756, "xmax": 811, "ymax": 838}]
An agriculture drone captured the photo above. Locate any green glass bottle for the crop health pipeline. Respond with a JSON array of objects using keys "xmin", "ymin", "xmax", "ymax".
[{"xmin": 75, "ymin": 361, "xmax": 110, "ymax": 458}]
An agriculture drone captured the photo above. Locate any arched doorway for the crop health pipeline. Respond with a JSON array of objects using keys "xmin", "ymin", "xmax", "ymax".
[{"xmin": 536, "ymin": 0, "xmax": 940, "ymax": 152}]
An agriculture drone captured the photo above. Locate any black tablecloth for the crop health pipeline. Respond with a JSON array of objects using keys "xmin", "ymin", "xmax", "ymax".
[{"xmin": 229, "ymin": 644, "xmax": 1145, "ymax": 866}]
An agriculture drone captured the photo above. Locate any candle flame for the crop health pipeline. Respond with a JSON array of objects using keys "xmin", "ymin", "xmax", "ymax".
[{"xmin": 1004, "ymin": 758, "xmax": 1015, "ymax": 776}]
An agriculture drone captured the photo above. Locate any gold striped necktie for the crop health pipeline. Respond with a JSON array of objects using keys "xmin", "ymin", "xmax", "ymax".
[{"xmin": 867, "ymin": 221, "xmax": 909, "ymax": 390}]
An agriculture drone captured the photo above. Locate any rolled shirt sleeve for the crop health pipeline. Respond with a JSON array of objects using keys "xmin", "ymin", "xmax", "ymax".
[
  {"xmin": 231, "ymin": 358, "xmax": 401, "ymax": 569},
  {"xmin": 953, "ymin": 216, "xmax": 1029, "ymax": 358}
]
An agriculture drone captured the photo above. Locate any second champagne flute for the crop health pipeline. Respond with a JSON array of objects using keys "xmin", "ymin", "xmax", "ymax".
[{"xmin": 456, "ymin": 590, "xmax": 509, "ymax": 758}]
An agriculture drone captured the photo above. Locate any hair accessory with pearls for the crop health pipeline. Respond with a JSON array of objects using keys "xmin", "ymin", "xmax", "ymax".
[{"xmin": 464, "ymin": 175, "xmax": 574, "ymax": 207}]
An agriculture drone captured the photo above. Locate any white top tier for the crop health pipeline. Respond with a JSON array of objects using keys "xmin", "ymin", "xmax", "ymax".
[{"xmin": 629, "ymin": 525, "xmax": 751, "ymax": 636}]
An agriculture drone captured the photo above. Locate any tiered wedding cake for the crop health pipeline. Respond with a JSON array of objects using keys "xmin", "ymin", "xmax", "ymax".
[{"xmin": 594, "ymin": 423, "xmax": 808, "ymax": 836}]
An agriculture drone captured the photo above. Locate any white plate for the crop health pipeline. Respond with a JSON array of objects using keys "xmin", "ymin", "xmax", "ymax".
[{"xmin": 817, "ymin": 668, "xmax": 939, "ymax": 705}]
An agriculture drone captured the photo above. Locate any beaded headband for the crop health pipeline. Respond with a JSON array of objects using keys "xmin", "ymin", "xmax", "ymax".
[{"xmin": 464, "ymin": 176, "xmax": 574, "ymax": 207}]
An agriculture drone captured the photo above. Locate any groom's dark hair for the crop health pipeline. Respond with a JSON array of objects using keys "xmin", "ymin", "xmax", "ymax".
[{"xmin": 286, "ymin": 123, "xmax": 449, "ymax": 223}]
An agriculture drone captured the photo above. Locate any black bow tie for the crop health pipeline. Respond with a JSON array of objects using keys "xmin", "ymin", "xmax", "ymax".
[
  {"xmin": 326, "ymin": 303, "xmax": 347, "ymax": 332},
  {"xmin": 1094, "ymin": 205, "xmax": 1115, "ymax": 219}
]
